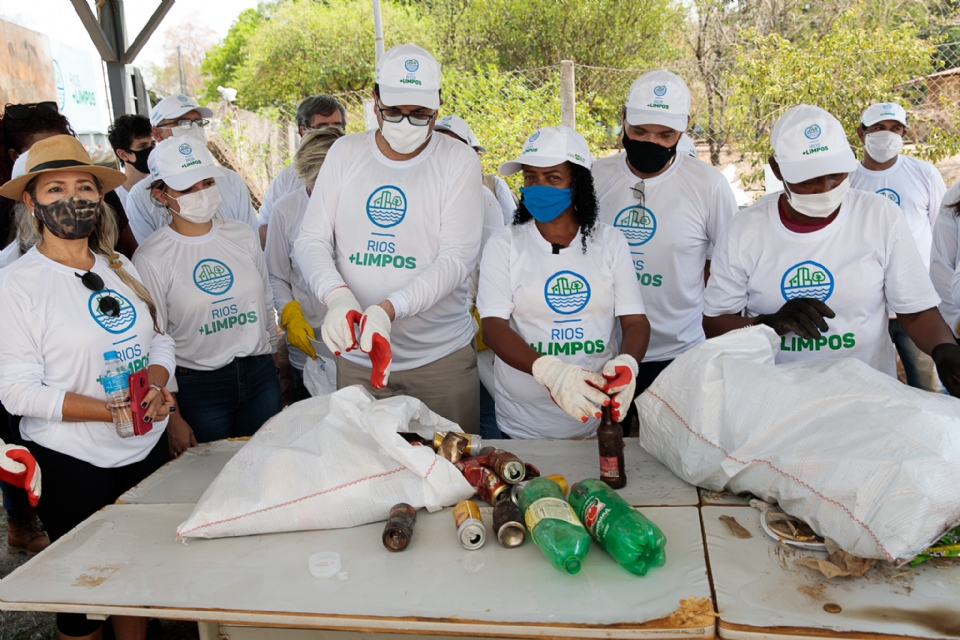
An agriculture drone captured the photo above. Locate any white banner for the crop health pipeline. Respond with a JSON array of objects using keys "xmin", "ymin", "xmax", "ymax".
[{"xmin": 49, "ymin": 40, "xmax": 108, "ymax": 134}]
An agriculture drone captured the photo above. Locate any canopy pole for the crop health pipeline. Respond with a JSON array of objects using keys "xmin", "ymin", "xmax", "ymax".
[{"xmin": 372, "ymin": 0, "xmax": 384, "ymax": 64}]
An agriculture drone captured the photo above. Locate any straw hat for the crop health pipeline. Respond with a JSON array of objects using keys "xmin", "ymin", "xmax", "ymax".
[{"xmin": 0, "ymin": 135, "xmax": 126, "ymax": 199}]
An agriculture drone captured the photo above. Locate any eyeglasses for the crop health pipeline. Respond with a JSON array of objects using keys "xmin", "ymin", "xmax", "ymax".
[
  {"xmin": 4, "ymin": 102, "xmax": 59, "ymax": 120},
  {"xmin": 159, "ymin": 119, "xmax": 210, "ymax": 129},
  {"xmin": 376, "ymin": 104, "xmax": 435, "ymax": 127},
  {"xmin": 75, "ymin": 271, "xmax": 121, "ymax": 317},
  {"xmin": 631, "ymin": 180, "xmax": 645, "ymax": 206}
]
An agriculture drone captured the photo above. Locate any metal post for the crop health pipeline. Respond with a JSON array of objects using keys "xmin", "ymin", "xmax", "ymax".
[
  {"xmin": 372, "ymin": 0, "xmax": 385, "ymax": 64},
  {"xmin": 177, "ymin": 45, "xmax": 187, "ymax": 94},
  {"xmin": 560, "ymin": 60, "xmax": 576, "ymax": 129}
]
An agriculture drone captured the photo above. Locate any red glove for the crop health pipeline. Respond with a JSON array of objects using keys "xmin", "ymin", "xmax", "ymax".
[
  {"xmin": 602, "ymin": 354, "xmax": 639, "ymax": 422},
  {"xmin": 358, "ymin": 304, "xmax": 392, "ymax": 389},
  {"xmin": 0, "ymin": 440, "xmax": 41, "ymax": 507}
]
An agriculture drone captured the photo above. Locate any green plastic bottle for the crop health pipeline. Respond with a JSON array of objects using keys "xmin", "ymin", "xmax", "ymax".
[
  {"xmin": 517, "ymin": 477, "xmax": 590, "ymax": 574},
  {"xmin": 569, "ymin": 478, "xmax": 667, "ymax": 576}
]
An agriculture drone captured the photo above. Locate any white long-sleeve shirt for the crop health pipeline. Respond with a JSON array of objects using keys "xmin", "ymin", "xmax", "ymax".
[
  {"xmin": 258, "ymin": 164, "xmax": 302, "ymax": 227},
  {"xmin": 0, "ymin": 249, "xmax": 176, "ymax": 468},
  {"xmin": 931, "ymin": 182, "xmax": 960, "ymax": 336},
  {"xmin": 294, "ymin": 131, "xmax": 484, "ymax": 371}
]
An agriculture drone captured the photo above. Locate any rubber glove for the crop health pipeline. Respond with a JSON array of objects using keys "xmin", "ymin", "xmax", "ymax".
[
  {"xmin": 932, "ymin": 342, "xmax": 960, "ymax": 397},
  {"xmin": 602, "ymin": 354, "xmax": 639, "ymax": 422},
  {"xmin": 0, "ymin": 439, "xmax": 40, "ymax": 507},
  {"xmin": 280, "ymin": 301, "xmax": 317, "ymax": 359},
  {"xmin": 358, "ymin": 304, "xmax": 392, "ymax": 389},
  {"xmin": 532, "ymin": 355, "xmax": 608, "ymax": 423},
  {"xmin": 320, "ymin": 287, "xmax": 363, "ymax": 356},
  {"xmin": 754, "ymin": 298, "xmax": 836, "ymax": 339}
]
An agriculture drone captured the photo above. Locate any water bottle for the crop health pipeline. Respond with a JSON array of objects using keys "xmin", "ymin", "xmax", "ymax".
[
  {"xmin": 102, "ymin": 351, "xmax": 134, "ymax": 438},
  {"xmin": 569, "ymin": 478, "xmax": 667, "ymax": 576},
  {"xmin": 517, "ymin": 477, "xmax": 590, "ymax": 574}
]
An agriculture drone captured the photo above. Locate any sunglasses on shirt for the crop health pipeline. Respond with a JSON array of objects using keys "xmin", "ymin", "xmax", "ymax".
[
  {"xmin": 75, "ymin": 271, "xmax": 121, "ymax": 318},
  {"xmin": 4, "ymin": 102, "xmax": 59, "ymax": 120}
]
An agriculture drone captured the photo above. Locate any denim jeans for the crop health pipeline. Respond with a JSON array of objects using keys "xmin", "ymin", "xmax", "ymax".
[
  {"xmin": 479, "ymin": 383, "xmax": 502, "ymax": 440},
  {"xmin": 889, "ymin": 319, "xmax": 946, "ymax": 394},
  {"xmin": 176, "ymin": 354, "xmax": 282, "ymax": 443}
]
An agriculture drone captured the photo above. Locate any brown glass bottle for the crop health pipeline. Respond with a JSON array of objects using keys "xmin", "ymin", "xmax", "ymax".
[{"xmin": 597, "ymin": 405, "xmax": 626, "ymax": 489}]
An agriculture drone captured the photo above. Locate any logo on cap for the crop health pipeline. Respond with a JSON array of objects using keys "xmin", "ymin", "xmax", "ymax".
[
  {"xmin": 179, "ymin": 143, "xmax": 192, "ymax": 155},
  {"xmin": 404, "ymin": 59, "xmax": 419, "ymax": 72},
  {"xmin": 781, "ymin": 261, "xmax": 834, "ymax": 303},
  {"xmin": 193, "ymin": 259, "xmax": 234, "ymax": 296},
  {"xmin": 804, "ymin": 124, "xmax": 822, "ymax": 140},
  {"xmin": 877, "ymin": 188, "xmax": 901, "ymax": 206},
  {"xmin": 882, "ymin": 103, "xmax": 893, "ymax": 109},
  {"xmin": 545, "ymin": 270, "xmax": 591, "ymax": 315},
  {"xmin": 366, "ymin": 186, "xmax": 407, "ymax": 228},
  {"xmin": 653, "ymin": 85, "xmax": 667, "ymax": 97},
  {"xmin": 529, "ymin": 131, "xmax": 541, "ymax": 142},
  {"xmin": 177, "ymin": 95, "xmax": 189, "ymax": 102},
  {"xmin": 89, "ymin": 290, "xmax": 137, "ymax": 334},
  {"xmin": 613, "ymin": 205, "xmax": 657, "ymax": 246}
]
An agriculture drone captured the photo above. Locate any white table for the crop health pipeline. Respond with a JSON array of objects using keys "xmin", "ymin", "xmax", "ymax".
[{"xmin": 117, "ymin": 440, "xmax": 246, "ymax": 505}]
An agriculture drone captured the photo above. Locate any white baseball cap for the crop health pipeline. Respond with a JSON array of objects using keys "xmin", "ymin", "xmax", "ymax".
[
  {"xmin": 771, "ymin": 105, "xmax": 858, "ymax": 184},
  {"xmin": 499, "ymin": 126, "xmax": 593, "ymax": 176},
  {"xmin": 150, "ymin": 94, "xmax": 214, "ymax": 126},
  {"xmin": 147, "ymin": 135, "xmax": 222, "ymax": 191},
  {"xmin": 376, "ymin": 44, "xmax": 441, "ymax": 110},
  {"xmin": 11, "ymin": 150, "xmax": 29, "ymax": 179},
  {"xmin": 434, "ymin": 115, "xmax": 486, "ymax": 152},
  {"xmin": 625, "ymin": 70, "xmax": 691, "ymax": 131},
  {"xmin": 861, "ymin": 102, "xmax": 907, "ymax": 128}
]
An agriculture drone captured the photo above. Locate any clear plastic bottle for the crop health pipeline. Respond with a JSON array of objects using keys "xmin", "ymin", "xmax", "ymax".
[
  {"xmin": 568, "ymin": 478, "xmax": 666, "ymax": 576},
  {"xmin": 102, "ymin": 351, "xmax": 134, "ymax": 438},
  {"xmin": 517, "ymin": 477, "xmax": 590, "ymax": 574}
]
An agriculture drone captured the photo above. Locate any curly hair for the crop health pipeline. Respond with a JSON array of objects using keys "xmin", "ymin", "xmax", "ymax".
[{"xmin": 512, "ymin": 163, "xmax": 599, "ymax": 253}]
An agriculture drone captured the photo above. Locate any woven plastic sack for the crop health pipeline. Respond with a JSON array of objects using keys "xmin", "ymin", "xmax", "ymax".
[
  {"xmin": 302, "ymin": 351, "xmax": 336, "ymax": 396},
  {"xmin": 636, "ymin": 325, "xmax": 960, "ymax": 563},
  {"xmin": 177, "ymin": 386, "xmax": 475, "ymax": 539}
]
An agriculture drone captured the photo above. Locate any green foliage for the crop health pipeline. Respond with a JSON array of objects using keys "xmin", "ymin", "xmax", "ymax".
[{"xmin": 200, "ymin": 7, "xmax": 267, "ymax": 104}]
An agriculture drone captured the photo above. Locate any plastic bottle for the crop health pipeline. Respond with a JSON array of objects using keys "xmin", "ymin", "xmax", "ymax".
[
  {"xmin": 102, "ymin": 351, "xmax": 134, "ymax": 438},
  {"xmin": 568, "ymin": 478, "xmax": 666, "ymax": 576},
  {"xmin": 517, "ymin": 477, "xmax": 590, "ymax": 574}
]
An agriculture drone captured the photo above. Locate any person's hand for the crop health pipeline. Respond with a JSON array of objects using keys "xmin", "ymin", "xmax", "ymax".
[
  {"xmin": 932, "ymin": 343, "xmax": 960, "ymax": 397},
  {"xmin": 602, "ymin": 354, "xmax": 639, "ymax": 422},
  {"xmin": 754, "ymin": 298, "xmax": 836, "ymax": 339},
  {"xmin": 0, "ymin": 439, "xmax": 40, "ymax": 507},
  {"xmin": 358, "ymin": 304, "xmax": 392, "ymax": 389},
  {"xmin": 281, "ymin": 301, "xmax": 317, "ymax": 359},
  {"xmin": 320, "ymin": 287, "xmax": 363, "ymax": 356},
  {"xmin": 532, "ymin": 355, "xmax": 609, "ymax": 423},
  {"xmin": 140, "ymin": 384, "xmax": 176, "ymax": 424},
  {"xmin": 167, "ymin": 413, "xmax": 198, "ymax": 458}
]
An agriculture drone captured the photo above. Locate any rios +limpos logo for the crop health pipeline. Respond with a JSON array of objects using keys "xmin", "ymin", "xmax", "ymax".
[
  {"xmin": 544, "ymin": 270, "xmax": 591, "ymax": 315},
  {"xmin": 193, "ymin": 259, "xmax": 234, "ymax": 295},
  {"xmin": 366, "ymin": 186, "xmax": 407, "ymax": 228}
]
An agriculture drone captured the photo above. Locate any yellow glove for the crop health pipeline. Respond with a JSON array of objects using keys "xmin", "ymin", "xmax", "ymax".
[
  {"xmin": 472, "ymin": 307, "xmax": 488, "ymax": 352},
  {"xmin": 280, "ymin": 301, "xmax": 317, "ymax": 359}
]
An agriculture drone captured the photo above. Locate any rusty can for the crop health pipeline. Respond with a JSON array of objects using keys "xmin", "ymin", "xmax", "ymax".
[
  {"xmin": 437, "ymin": 431, "xmax": 469, "ymax": 463},
  {"xmin": 493, "ymin": 500, "xmax": 526, "ymax": 548},
  {"xmin": 485, "ymin": 449, "xmax": 526, "ymax": 484},
  {"xmin": 453, "ymin": 500, "xmax": 485, "ymax": 549},
  {"xmin": 524, "ymin": 462, "xmax": 541, "ymax": 479},
  {"xmin": 382, "ymin": 503, "xmax": 417, "ymax": 552},
  {"xmin": 457, "ymin": 458, "xmax": 510, "ymax": 505},
  {"xmin": 511, "ymin": 473, "xmax": 569, "ymax": 504},
  {"xmin": 433, "ymin": 431, "xmax": 482, "ymax": 455}
]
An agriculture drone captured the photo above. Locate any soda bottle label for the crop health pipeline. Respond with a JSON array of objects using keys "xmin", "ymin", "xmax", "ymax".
[
  {"xmin": 581, "ymin": 496, "xmax": 615, "ymax": 538},
  {"xmin": 599, "ymin": 456, "xmax": 620, "ymax": 479},
  {"xmin": 102, "ymin": 373, "xmax": 127, "ymax": 395},
  {"xmin": 524, "ymin": 497, "xmax": 583, "ymax": 531}
]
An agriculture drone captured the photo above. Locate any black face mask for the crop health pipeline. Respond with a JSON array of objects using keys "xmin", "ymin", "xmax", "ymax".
[
  {"xmin": 122, "ymin": 145, "xmax": 154, "ymax": 175},
  {"xmin": 622, "ymin": 133, "xmax": 678, "ymax": 175}
]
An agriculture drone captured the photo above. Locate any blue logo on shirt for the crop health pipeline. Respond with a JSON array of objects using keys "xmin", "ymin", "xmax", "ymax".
[
  {"xmin": 876, "ymin": 188, "xmax": 901, "ymax": 206},
  {"xmin": 545, "ymin": 270, "xmax": 591, "ymax": 315},
  {"xmin": 366, "ymin": 186, "xmax": 407, "ymax": 228},
  {"xmin": 781, "ymin": 261, "xmax": 834, "ymax": 303},
  {"xmin": 613, "ymin": 205, "xmax": 656, "ymax": 246},
  {"xmin": 804, "ymin": 124, "xmax": 822, "ymax": 140},
  {"xmin": 193, "ymin": 259, "xmax": 234, "ymax": 295},
  {"xmin": 89, "ymin": 290, "xmax": 137, "ymax": 334}
]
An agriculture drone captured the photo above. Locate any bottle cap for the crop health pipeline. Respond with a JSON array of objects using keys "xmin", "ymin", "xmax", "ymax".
[{"xmin": 103, "ymin": 351, "xmax": 119, "ymax": 360}]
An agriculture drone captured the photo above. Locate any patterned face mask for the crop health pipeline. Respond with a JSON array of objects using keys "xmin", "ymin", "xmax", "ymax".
[{"xmin": 33, "ymin": 197, "xmax": 100, "ymax": 240}]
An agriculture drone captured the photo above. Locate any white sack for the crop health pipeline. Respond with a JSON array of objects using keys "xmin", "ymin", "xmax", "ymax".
[
  {"xmin": 636, "ymin": 325, "xmax": 960, "ymax": 562},
  {"xmin": 177, "ymin": 386, "xmax": 475, "ymax": 539},
  {"xmin": 302, "ymin": 352, "xmax": 337, "ymax": 396}
]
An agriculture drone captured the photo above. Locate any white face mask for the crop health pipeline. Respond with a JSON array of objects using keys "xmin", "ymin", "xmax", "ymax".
[
  {"xmin": 784, "ymin": 177, "xmax": 850, "ymax": 218},
  {"xmin": 169, "ymin": 185, "xmax": 221, "ymax": 223},
  {"xmin": 863, "ymin": 130, "xmax": 903, "ymax": 164},
  {"xmin": 380, "ymin": 119, "xmax": 431, "ymax": 155},
  {"xmin": 164, "ymin": 122, "xmax": 207, "ymax": 144}
]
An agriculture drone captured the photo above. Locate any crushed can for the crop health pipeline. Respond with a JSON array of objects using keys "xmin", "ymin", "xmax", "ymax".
[
  {"xmin": 433, "ymin": 431, "xmax": 481, "ymax": 456},
  {"xmin": 437, "ymin": 431, "xmax": 469, "ymax": 463},
  {"xmin": 456, "ymin": 458, "xmax": 510, "ymax": 505},
  {"xmin": 484, "ymin": 449, "xmax": 526, "ymax": 484}
]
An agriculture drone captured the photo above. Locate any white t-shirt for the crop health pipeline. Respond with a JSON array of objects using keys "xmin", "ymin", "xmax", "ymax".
[
  {"xmin": 294, "ymin": 131, "xmax": 484, "ymax": 371},
  {"xmin": 931, "ymin": 182, "xmax": 960, "ymax": 336},
  {"xmin": 0, "ymin": 241, "xmax": 22, "ymax": 268},
  {"xmin": 467, "ymin": 188, "xmax": 506, "ymax": 312},
  {"xmin": 0, "ymin": 249, "xmax": 176, "ymax": 468},
  {"xmin": 258, "ymin": 164, "xmax": 302, "ymax": 227},
  {"xmin": 477, "ymin": 222, "xmax": 646, "ymax": 440},
  {"xmin": 133, "ymin": 218, "xmax": 278, "ymax": 371},
  {"xmin": 265, "ymin": 186, "xmax": 330, "ymax": 370},
  {"xmin": 593, "ymin": 152, "xmax": 738, "ymax": 362},
  {"xmin": 116, "ymin": 184, "xmax": 130, "ymax": 211},
  {"xmin": 125, "ymin": 168, "xmax": 258, "ymax": 244},
  {"xmin": 850, "ymin": 155, "xmax": 946, "ymax": 268},
  {"xmin": 704, "ymin": 190, "xmax": 940, "ymax": 377},
  {"xmin": 493, "ymin": 175, "xmax": 517, "ymax": 225}
]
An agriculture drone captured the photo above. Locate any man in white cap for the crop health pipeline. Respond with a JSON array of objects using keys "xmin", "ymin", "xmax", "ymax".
[
  {"xmin": 850, "ymin": 102, "xmax": 947, "ymax": 393},
  {"xmin": 593, "ymin": 70, "xmax": 737, "ymax": 397},
  {"xmin": 702, "ymin": 105, "xmax": 960, "ymax": 395},
  {"xmin": 123, "ymin": 94, "xmax": 258, "ymax": 243},
  {"xmin": 295, "ymin": 44, "xmax": 485, "ymax": 432}
]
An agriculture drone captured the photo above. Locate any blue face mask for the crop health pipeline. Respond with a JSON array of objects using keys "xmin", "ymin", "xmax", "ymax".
[{"xmin": 519, "ymin": 185, "xmax": 573, "ymax": 223}]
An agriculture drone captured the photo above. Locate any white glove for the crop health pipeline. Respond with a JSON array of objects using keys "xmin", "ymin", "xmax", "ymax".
[
  {"xmin": 602, "ymin": 354, "xmax": 639, "ymax": 422},
  {"xmin": 320, "ymin": 287, "xmax": 363, "ymax": 356},
  {"xmin": 0, "ymin": 438, "xmax": 41, "ymax": 507},
  {"xmin": 532, "ymin": 356, "xmax": 608, "ymax": 423},
  {"xmin": 358, "ymin": 304, "xmax": 392, "ymax": 389}
]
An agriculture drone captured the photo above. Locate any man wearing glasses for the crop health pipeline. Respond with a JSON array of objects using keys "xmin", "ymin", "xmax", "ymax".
[
  {"xmin": 295, "ymin": 44, "xmax": 485, "ymax": 433},
  {"xmin": 123, "ymin": 94, "xmax": 257, "ymax": 243}
]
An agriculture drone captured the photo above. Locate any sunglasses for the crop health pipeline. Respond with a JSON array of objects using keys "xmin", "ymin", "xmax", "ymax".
[
  {"xmin": 75, "ymin": 271, "xmax": 121, "ymax": 317},
  {"xmin": 4, "ymin": 102, "xmax": 59, "ymax": 120}
]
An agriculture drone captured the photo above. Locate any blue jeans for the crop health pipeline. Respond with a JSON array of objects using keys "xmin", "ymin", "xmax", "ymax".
[
  {"xmin": 175, "ymin": 354, "xmax": 282, "ymax": 443},
  {"xmin": 889, "ymin": 319, "xmax": 946, "ymax": 394},
  {"xmin": 479, "ymin": 383, "xmax": 501, "ymax": 440}
]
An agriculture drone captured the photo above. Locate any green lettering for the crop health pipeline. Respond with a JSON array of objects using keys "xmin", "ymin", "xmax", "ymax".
[
  {"xmin": 216, "ymin": 319, "xmax": 229, "ymax": 331},
  {"xmin": 369, "ymin": 254, "xmax": 382, "ymax": 266},
  {"xmin": 247, "ymin": 311, "xmax": 258, "ymax": 323},
  {"xmin": 815, "ymin": 337, "xmax": 827, "ymax": 350},
  {"xmin": 595, "ymin": 339, "xmax": 605, "ymax": 354},
  {"xmin": 797, "ymin": 338, "xmax": 813, "ymax": 351},
  {"xmin": 554, "ymin": 342, "xmax": 571, "ymax": 355},
  {"xmin": 405, "ymin": 257, "xmax": 416, "ymax": 269},
  {"xmin": 652, "ymin": 275, "xmax": 662, "ymax": 287},
  {"xmin": 228, "ymin": 316, "xmax": 239, "ymax": 328},
  {"xmin": 381, "ymin": 255, "xmax": 393, "ymax": 267},
  {"xmin": 828, "ymin": 335, "xmax": 842, "ymax": 350},
  {"xmin": 842, "ymin": 332, "xmax": 855, "ymax": 348},
  {"xmin": 780, "ymin": 336, "xmax": 791, "ymax": 351}
]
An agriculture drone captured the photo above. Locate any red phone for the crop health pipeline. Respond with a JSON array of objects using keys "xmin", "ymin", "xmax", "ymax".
[{"xmin": 128, "ymin": 371, "xmax": 154, "ymax": 436}]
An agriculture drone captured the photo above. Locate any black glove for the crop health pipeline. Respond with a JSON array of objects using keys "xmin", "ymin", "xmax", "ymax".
[
  {"xmin": 931, "ymin": 342, "xmax": 960, "ymax": 397},
  {"xmin": 753, "ymin": 298, "xmax": 836, "ymax": 339}
]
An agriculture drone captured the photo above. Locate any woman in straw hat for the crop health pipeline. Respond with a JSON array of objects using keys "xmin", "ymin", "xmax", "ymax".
[{"xmin": 0, "ymin": 135, "xmax": 174, "ymax": 640}]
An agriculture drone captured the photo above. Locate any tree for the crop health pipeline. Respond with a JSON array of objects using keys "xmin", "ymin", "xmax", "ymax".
[
  {"xmin": 143, "ymin": 20, "xmax": 216, "ymax": 98},
  {"xmin": 200, "ymin": 7, "xmax": 267, "ymax": 104}
]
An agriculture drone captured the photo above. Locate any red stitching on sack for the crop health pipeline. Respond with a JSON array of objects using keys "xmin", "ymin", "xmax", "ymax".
[{"xmin": 647, "ymin": 390, "xmax": 893, "ymax": 562}]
